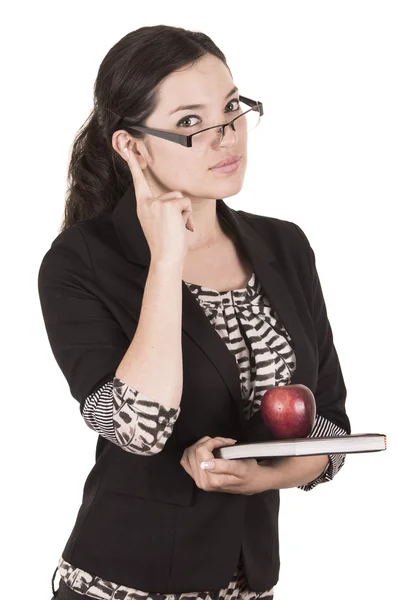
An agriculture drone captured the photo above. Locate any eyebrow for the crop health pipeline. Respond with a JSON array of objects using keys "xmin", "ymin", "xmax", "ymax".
[{"xmin": 169, "ymin": 85, "xmax": 239, "ymax": 116}]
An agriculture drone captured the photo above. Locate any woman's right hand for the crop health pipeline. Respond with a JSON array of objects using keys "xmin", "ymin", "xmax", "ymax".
[{"xmin": 123, "ymin": 147, "xmax": 195, "ymax": 264}]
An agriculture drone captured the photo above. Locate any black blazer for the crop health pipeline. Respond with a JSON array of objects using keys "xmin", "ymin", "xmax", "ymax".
[{"xmin": 38, "ymin": 183, "xmax": 351, "ymax": 594}]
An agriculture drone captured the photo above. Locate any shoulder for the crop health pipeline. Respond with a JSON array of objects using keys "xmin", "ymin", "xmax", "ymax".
[
  {"xmin": 236, "ymin": 208, "xmax": 313, "ymax": 263},
  {"xmin": 39, "ymin": 213, "xmax": 113, "ymax": 271},
  {"xmin": 237, "ymin": 208, "xmax": 308, "ymax": 239},
  {"xmin": 38, "ymin": 224, "xmax": 90, "ymax": 278},
  {"xmin": 37, "ymin": 213, "xmax": 115, "ymax": 294}
]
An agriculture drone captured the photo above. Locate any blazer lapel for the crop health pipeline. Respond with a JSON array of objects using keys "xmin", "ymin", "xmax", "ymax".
[{"xmin": 111, "ymin": 184, "xmax": 312, "ymax": 433}]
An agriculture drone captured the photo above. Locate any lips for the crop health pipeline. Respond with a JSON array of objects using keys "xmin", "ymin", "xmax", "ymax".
[{"xmin": 210, "ymin": 154, "xmax": 241, "ymax": 169}]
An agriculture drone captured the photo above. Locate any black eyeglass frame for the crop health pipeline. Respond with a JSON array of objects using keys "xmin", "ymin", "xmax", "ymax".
[{"xmin": 116, "ymin": 95, "xmax": 263, "ymax": 148}]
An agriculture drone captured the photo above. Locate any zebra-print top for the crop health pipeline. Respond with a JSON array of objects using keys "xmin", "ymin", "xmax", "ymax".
[{"xmin": 55, "ymin": 271, "xmax": 347, "ymax": 600}]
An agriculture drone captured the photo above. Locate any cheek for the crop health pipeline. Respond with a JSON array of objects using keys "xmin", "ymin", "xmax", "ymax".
[
  {"xmin": 155, "ymin": 150, "xmax": 202, "ymax": 184},
  {"xmin": 148, "ymin": 140, "xmax": 186, "ymax": 180}
]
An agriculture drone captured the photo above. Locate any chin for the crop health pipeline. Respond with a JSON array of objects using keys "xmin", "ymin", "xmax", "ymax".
[
  {"xmin": 224, "ymin": 181, "xmax": 245, "ymax": 199},
  {"xmin": 210, "ymin": 180, "xmax": 245, "ymax": 202},
  {"xmin": 212, "ymin": 170, "xmax": 246, "ymax": 193}
]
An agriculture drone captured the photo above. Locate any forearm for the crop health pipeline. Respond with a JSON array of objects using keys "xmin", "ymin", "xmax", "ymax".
[
  {"xmin": 116, "ymin": 259, "xmax": 184, "ymax": 410},
  {"xmin": 258, "ymin": 454, "xmax": 330, "ymax": 491}
]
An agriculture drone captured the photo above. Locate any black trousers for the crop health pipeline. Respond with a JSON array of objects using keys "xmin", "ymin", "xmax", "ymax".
[{"xmin": 52, "ymin": 577, "xmax": 84, "ymax": 599}]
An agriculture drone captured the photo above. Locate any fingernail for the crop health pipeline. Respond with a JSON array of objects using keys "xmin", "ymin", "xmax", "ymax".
[{"xmin": 200, "ymin": 461, "xmax": 215, "ymax": 470}]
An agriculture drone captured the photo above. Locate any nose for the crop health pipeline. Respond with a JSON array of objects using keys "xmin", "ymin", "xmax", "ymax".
[{"xmin": 215, "ymin": 121, "xmax": 238, "ymax": 147}]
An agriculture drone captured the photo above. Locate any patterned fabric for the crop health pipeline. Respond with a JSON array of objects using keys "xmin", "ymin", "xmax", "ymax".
[
  {"xmin": 57, "ymin": 553, "xmax": 274, "ymax": 599},
  {"xmin": 83, "ymin": 376, "xmax": 181, "ymax": 455},
  {"xmin": 56, "ymin": 271, "xmax": 348, "ymax": 598}
]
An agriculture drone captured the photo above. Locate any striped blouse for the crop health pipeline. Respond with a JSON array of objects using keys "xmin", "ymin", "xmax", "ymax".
[{"xmin": 55, "ymin": 271, "xmax": 347, "ymax": 600}]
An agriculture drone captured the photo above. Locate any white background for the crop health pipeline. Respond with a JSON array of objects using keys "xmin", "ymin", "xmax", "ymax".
[{"xmin": 1, "ymin": 1, "xmax": 396, "ymax": 599}]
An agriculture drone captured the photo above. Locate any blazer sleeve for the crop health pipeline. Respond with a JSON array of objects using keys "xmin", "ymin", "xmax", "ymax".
[
  {"xmin": 37, "ymin": 225, "xmax": 130, "ymax": 414},
  {"xmin": 82, "ymin": 377, "xmax": 180, "ymax": 455},
  {"xmin": 292, "ymin": 222, "xmax": 351, "ymax": 435}
]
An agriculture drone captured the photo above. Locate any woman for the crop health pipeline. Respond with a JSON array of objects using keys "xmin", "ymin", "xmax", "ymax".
[{"xmin": 38, "ymin": 24, "xmax": 351, "ymax": 600}]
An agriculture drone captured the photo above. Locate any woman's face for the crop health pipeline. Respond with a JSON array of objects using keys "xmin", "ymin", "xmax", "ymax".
[{"xmin": 124, "ymin": 54, "xmax": 248, "ymax": 203}]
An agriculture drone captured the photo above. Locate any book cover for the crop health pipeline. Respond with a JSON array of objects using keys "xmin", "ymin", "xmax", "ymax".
[{"xmin": 212, "ymin": 433, "xmax": 387, "ymax": 460}]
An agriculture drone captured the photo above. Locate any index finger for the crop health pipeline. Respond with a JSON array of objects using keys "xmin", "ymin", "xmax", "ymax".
[{"xmin": 124, "ymin": 147, "xmax": 153, "ymax": 203}]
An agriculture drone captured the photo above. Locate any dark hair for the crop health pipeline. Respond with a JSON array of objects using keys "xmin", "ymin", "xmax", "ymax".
[{"xmin": 59, "ymin": 24, "xmax": 230, "ymax": 233}]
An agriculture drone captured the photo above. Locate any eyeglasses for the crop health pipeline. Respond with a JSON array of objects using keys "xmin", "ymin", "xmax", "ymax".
[{"xmin": 108, "ymin": 95, "xmax": 263, "ymax": 152}]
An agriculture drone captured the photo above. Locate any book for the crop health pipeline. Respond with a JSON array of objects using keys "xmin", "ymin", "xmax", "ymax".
[{"xmin": 212, "ymin": 433, "xmax": 387, "ymax": 460}]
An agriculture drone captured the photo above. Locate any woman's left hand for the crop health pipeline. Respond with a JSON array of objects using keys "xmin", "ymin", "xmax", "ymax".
[{"xmin": 180, "ymin": 436, "xmax": 269, "ymax": 495}]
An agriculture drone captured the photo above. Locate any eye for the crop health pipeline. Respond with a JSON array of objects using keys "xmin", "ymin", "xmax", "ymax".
[
  {"xmin": 225, "ymin": 98, "xmax": 241, "ymax": 112},
  {"xmin": 176, "ymin": 98, "xmax": 241, "ymax": 128},
  {"xmin": 176, "ymin": 115, "xmax": 201, "ymax": 128}
]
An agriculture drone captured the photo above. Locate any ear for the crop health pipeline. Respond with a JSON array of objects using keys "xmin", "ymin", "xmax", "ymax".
[{"xmin": 112, "ymin": 131, "xmax": 146, "ymax": 168}]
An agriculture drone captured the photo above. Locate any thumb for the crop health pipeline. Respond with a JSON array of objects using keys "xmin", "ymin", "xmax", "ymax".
[
  {"xmin": 199, "ymin": 438, "xmax": 237, "ymax": 471},
  {"xmin": 184, "ymin": 213, "xmax": 195, "ymax": 232}
]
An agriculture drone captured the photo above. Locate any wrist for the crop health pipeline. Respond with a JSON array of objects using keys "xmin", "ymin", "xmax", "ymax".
[
  {"xmin": 254, "ymin": 461, "xmax": 277, "ymax": 493},
  {"xmin": 150, "ymin": 258, "xmax": 184, "ymax": 272}
]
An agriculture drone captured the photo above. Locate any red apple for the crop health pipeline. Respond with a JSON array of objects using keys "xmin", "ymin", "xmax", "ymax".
[{"xmin": 260, "ymin": 384, "xmax": 316, "ymax": 439}]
